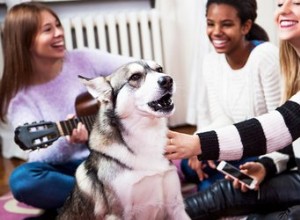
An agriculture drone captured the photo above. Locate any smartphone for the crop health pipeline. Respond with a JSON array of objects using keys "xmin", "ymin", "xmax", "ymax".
[{"xmin": 217, "ymin": 161, "xmax": 257, "ymax": 190}]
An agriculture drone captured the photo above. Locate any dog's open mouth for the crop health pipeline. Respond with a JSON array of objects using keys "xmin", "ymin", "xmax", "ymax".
[{"xmin": 148, "ymin": 93, "xmax": 174, "ymax": 112}]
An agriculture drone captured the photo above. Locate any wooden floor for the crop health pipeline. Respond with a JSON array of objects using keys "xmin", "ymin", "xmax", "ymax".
[{"xmin": 0, "ymin": 125, "xmax": 196, "ymax": 197}]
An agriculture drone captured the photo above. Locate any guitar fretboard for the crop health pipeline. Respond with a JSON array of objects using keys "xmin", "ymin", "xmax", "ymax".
[{"xmin": 58, "ymin": 114, "xmax": 97, "ymax": 136}]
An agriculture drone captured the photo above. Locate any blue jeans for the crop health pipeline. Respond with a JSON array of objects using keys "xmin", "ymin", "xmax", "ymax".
[
  {"xmin": 181, "ymin": 157, "xmax": 257, "ymax": 191},
  {"xmin": 9, "ymin": 159, "xmax": 84, "ymax": 209}
]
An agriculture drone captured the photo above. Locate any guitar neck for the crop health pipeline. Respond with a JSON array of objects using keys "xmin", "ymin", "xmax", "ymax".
[
  {"xmin": 14, "ymin": 92, "xmax": 99, "ymax": 151},
  {"xmin": 57, "ymin": 114, "xmax": 97, "ymax": 136}
]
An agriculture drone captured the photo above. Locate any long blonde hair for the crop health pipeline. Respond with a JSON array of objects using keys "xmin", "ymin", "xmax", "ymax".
[{"xmin": 280, "ymin": 40, "xmax": 300, "ymax": 101}]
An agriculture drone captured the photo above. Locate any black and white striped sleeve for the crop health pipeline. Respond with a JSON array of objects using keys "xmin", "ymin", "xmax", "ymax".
[
  {"xmin": 197, "ymin": 92, "xmax": 300, "ymax": 161},
  {"xmin": 258, "ymin": 144, "xmax": 296, "ymax": 180}
]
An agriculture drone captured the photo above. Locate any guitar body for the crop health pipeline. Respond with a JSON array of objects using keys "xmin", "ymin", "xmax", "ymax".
[
  {"xmin": 75, "ymin": 92, "xmax": 99, "ymax": 117},
  {"xmin": 14, "ymin": 92, "xmax": 99, "ymax": 151}
]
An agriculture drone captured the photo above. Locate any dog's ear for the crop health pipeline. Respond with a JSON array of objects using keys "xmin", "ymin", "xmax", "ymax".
[{"xmin": 79, "ymin": 76, "xmax": 112, "ymax": 103}]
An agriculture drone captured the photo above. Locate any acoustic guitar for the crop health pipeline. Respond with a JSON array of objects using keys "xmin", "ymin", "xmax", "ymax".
[{"xmin": 14, "ymin": 92, "xmax": 99, "ymax": 151}]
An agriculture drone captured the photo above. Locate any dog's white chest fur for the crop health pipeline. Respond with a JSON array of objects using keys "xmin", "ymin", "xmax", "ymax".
[
  {"xmin": 76, "ymin": 151, "xmax": 189, "ymax": 219},
  {"xmin": 113, "ymin": 166, "xmax": 184, "ymax": 219},
  {"xmin": 76, "ymin": 156, "xmax": 189, "ymax": 219}
]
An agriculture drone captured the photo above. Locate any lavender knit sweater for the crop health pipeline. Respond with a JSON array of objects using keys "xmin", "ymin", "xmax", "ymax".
[{"xmin": 8, "ymin": 48, "xmax": 132, "ymax": 164}]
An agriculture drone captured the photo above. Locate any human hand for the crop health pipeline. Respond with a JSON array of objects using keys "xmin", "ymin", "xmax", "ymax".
[
  {"xmin": 66, "ymin": 114, "xmax": 89, "ymax": 144},
  {"xmin": 188, "ymin": 158, "xmax": 216, "ymax": 181},
  {"xmin": 226, "ymin": 161, "xmax": 266, "ymax": 192},
  {"xmin": 207, "ymin": 160, "xmax": 217, "ymax": 169},
  {"xmin": 165, "ymin": 130, "xmax": 201, "ymax": 160},
  {"xmin": 188, "ymin": 156, "xmax": 206, "ymax": 180}
]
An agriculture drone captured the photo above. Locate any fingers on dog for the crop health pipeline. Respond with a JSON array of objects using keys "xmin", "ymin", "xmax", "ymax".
[{"xmin": 167, "ymin": 130, "xmax": 176, "ymax": 139}]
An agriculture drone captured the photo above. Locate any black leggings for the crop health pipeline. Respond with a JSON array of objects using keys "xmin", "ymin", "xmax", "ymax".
[{"xmin": 184, "ymin": 170, "xmax": 300, "ymax": 220}]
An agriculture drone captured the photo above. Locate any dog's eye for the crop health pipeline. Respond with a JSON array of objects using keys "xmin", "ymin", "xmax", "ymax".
[
  {"xmin": 129, "ymin": 73, "xmax": 142, "ymax": 81},
  {"xmin": 156, "ymin": 67, "xmax": 163, "ymax": 73}
]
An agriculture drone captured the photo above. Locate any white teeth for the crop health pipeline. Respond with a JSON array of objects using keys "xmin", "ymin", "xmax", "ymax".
[
  {"xmin": 280, "ymin": 20, "xmax": 298, "ymax": 27},
  {"xmin": 53, "ymin": 41, "xmax": 64, "ymax": 47},
  {"xmin": 213, "ymin": 40, "xmax": 227, "ymax": 45}
]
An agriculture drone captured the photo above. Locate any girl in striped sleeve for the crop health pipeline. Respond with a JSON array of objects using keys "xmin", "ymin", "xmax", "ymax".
[{"xmin": 165, "ymin": 0, "xmax": 300, "ymax": 219}]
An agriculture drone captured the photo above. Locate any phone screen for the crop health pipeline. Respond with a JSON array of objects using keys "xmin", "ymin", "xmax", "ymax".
[{"xmin": 222, "ymin": 162, "xmax": 254, "ymax": 186}]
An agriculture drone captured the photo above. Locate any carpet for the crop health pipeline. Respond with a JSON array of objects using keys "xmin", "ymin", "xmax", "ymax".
[{"xmin": 0, "ymin": 192, "xmax": 44, "ymax": 220}]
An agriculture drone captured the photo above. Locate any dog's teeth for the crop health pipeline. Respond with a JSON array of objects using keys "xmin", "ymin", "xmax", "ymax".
[
  {"xmin": 164, "ymin": 99, "xmax": 171, "ymax": 106},
  {"xmin": 148, "ymin": 93, "xmax": 174, "ymax": 112}
]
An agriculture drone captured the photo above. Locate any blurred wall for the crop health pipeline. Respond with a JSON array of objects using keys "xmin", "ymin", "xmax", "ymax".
[{"xmin": 257, "ymin": 0, "xmax": 278, "ymax": 45}]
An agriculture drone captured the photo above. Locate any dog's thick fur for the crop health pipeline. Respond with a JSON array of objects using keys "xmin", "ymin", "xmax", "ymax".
[{"xmin": 57, "ymin": 60, "xmax": 190, "ymax": 220}]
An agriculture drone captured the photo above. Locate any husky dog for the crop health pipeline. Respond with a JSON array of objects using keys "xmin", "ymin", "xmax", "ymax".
[{"xmin": 57, "ymin": 60, "xmax": 190, "ymax": 220}]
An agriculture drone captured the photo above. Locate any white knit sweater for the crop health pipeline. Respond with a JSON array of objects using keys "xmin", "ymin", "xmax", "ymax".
[{"xmin": 197, "ymin": 42, "xmax": 282, "ymax": 131}]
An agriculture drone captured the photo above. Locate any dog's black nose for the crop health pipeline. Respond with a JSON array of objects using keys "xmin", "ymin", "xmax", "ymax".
[{"xmin": 158, "ymin": 76, "xmax": 173, "ymax": 89}]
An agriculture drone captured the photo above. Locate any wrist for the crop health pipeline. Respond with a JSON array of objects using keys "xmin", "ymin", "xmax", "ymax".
[
  {"xmin": 257, "ymin": 157, "xmax": 277, "ymax": 180},
  {"xmin": 192, "ymin": 135, "xmax": 201, "ymax": 156},
  {"xmin": 258, "ymin": 163, "xmax": 267, "ymax": 183}
]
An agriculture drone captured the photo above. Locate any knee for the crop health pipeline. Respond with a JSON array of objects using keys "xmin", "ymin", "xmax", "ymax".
[
  {"xmin": 9, "ymin": 162, "xmax": 42, "ymax": 201},
  {"xmin": 184, "ymin": 180, "xmax": 227, "ymax": 219}
]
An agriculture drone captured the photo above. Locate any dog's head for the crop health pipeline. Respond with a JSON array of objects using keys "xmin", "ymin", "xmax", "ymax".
[{"xmin": 80, "ymin": 60, "xmax": 175, "ymax": 119}]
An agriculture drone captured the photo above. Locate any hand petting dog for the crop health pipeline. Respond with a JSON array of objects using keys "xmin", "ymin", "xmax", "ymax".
[{"xmin": 165, "ymin": 130, "xmax": 201, "ymax": 160}]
